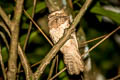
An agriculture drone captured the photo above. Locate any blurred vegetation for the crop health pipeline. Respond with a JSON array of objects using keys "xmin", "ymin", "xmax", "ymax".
[{"xmin": 0, "ymin": 0, "xmax": 120, "ymax": 80}]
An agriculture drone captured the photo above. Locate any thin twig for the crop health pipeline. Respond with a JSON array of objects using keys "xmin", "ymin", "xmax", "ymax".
[
  {"xmin": 55, "ymin": 55, "xmax": 59, "ymax": 73},
  {"xmin": 23, "ymin": 0, "xmax": 37, "ymax": 50},
  {"xmin": 18, "ymin": 60, "xmax": 42, "ymax": 73},
  {"xmin": 0, "ymin": 32, "xmax": 9, "ymax": 49},
  {"xmin": 49, "ymin": 67, "xmax": 67, "ymax": 80},
  {"xmin": 82, "ymin": 26, "xmax": 120, "ymax": 57},
  {"xmin": 0, "ymin": 43, "xmax": 7, "ymax": 80},
  {"xmin": 0, "ymin": 7, "xmax": 12, "ymax": 31},
  {"xmin": 108, "ymin": 74, "xmax": 120, "ymax": 80},
  {"xmin": 31, "ymin": 60, "xmax": 42, "ymax": 68},
  {"xmin": 33, "ymin": 0, "xmax": 92, "ymax": 79},
  {"xmin": 47, "ymin": 57, "xmax": 57, "ymax": 80},
  {"xmin": 0, "ymin": 22, "xmax": 11, "ymax": 37},
  {"xmin": 80, "ymin": 34, "xmax": 107, "ymax": 45},
  {"xmin": 24, "ymin": 10, "xmax": 53, "ymax": 46},
  {"xmin": 7, "ymin": 0, "xmax": 24, "ymax": 80}
]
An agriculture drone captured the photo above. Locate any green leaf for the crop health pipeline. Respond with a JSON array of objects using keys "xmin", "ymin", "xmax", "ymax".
[
  {"xmin": 90, "ymin": 2, "xmax": 120, "ymax": 24},
  {"xmin": 26, "ymin": 2, "xmax": 46, "ymax": 16},
  {"xmin": 21, "ymin": 23, "xmax": 29, "ymax": 29},
  {"xmin": 1, "ymin": 47, "xmax": 8, "ymax": 63},
  {"xmin": 58, "ymin": 60, "xmax": 69, "ymax": 80},
  {"xmin": 20, "ymin": 31, "xmax": 44, "ymax": 47},
  {"xmin": 28, "ymin": 31, "xmax": 45, "ymax": 44},
  {"xmin": 96, "ymin": 15, "xmax": 102, "ymax": 22}
]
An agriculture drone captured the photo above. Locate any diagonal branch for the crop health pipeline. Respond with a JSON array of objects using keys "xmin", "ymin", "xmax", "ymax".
[
  {"xmin": 0, "ymin": 32, "xmax": 9, "ymax": 49},
  {"xmin": 47, "ymin": 57, "xmax": 57, "ymax": 80},
  {"xmin": 108, "ymin": 74, "xmax": 120, "ymax": 80},
  {"xmin": 23, "ymin": 10, "xmax": 53, "ymax": 46},
  {"xmin": 80, "ymin": 34, "xmax": 107, "ymax": 45},
  {"xmin": 0, "ymin": 22, "xmax": 11, "ymax": 37},
  {"xmin": 33, "ymin": 0, "xmax": 92, "ymax": 79},
  {"xmin": 18, "ymin": 44, "xmax": 33, "ymax": 80},
  {"xmin": 49, "ymin": 67, "xmax": 67, "ymax": 80},
  {"xmin": 0, "ymin": 7, "xmax": 12, "ymax": 31}
]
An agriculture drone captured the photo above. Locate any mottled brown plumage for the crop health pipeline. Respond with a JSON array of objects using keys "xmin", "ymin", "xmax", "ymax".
[{"xmin": 48, "ymin": 9, "xmax": 84, "ymax": 75}]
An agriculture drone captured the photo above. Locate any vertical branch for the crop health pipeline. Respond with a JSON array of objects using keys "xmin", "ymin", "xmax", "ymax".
[
  {"xmin": 47, "ymin": 57, "xmax": 56, "ymax": 80},
  {"xmin": 7, "ymin": 0, "xmax": 24, "ymax": 80},
  {"xmin": 0, "ymin": 2, "xmax": 33, "ymax": 80},
  {"xmin": 23, "ymin": 0, "xmax": 37, "ymax": 50},
  {"xmin": 0, "ymin": 43, "xmax": 7, "ymax": 80}
]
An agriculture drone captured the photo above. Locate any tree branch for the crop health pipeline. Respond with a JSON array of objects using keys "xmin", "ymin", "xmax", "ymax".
[
  {"xmin": 33, "ymin": 0, "xmax": 92, "ymax": 79},
  {"xmin": 7, "ymin": 0, "xmax": 24, "ymax": 80},
  {"xmin": 47, "ymin": 57, "xmax": 56, "ymax": 80},
  {"xmin": 23, "ymin": 0, "xmax": 37, "ymax": 50},
  {"xmin": 0, "ymin": 32, "xmax": 9, "ymax": 49},
  {"xmin": 0, "ymin": 7, "xmax": 12, "ymax": 31},
  {"xmin": 108, "ymin": 74, "xmax": 120, "ymax": 80},
  {"xmin": 0, "ymin": 1, "xmax": 33, "ymax": 80},
  {"xmin": 0, "ymin": 28, "xmax": 33, "ymax": 80},
  {"xmin": 49, "ymin": 67, "xmax": 67, "ymax": 80},
  {"xmin": 23, "ymin": 10, "xmax": 53, "ymax": 46},
  {"xmin": 18, "ymin": 44, "xmax": 33, "ymax": 80},
  {"xmin": 0, "ymin": 22, "xmax": 11, "ymax": 37}
]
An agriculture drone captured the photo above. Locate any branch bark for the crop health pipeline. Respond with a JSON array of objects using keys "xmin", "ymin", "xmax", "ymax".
[
  {"xmin": 0, "ymin": 7, "xmax": 12, "ymax": 31},
  {"xmin": 0, "ymin": 4, "xmax": 33, "ymax": 80},
  {"xmin": 23, "ymin": 0, "xmax": 37, "ymax": 50},
  {"xmin": 0, "ymin": 32, "xmax": 9, "ymax": 49},
  {"xmin": 7, "ymin": 0, "xmax": 24, "ymax": 80},
  {"xmin": 33, "ymin": 0, "xmax": 92, "ymax": 79},
  {"xmin": 18, "ymin": 44, "xmax": 33, "ymax": 80},
  {"xmin": 0, "ymin": 22, "xmax": 11, "ymax": 37}
]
